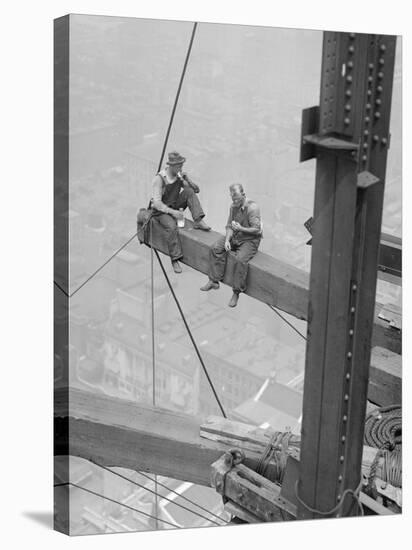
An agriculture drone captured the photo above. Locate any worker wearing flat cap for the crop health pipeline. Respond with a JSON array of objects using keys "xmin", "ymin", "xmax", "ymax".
[
  {"xmin": 150, "ymin": 151, "xmax": 211, "ymax": 273},
  {"xmin": 200, "ymin": 183, "xmax": 262, "ymax": 308}
]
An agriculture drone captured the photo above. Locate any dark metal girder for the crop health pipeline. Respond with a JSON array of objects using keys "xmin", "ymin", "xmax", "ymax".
[{"xmin": 298, "ymin": 32, "xmax": 397, "ymax": 519}]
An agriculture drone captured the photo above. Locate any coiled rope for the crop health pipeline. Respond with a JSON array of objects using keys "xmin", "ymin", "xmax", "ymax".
[
  {"xmin": 364, "ymin": 404, "xmax": 402, "ymax": 489},
  {"xmin": 364, "ymin": 404, "xmax": 401, "ymax": 450}
]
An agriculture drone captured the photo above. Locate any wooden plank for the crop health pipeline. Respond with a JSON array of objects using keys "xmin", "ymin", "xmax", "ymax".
[
  {"xmin": 379, "ymin": 233, "xmax": 401, "ymax": 279},
  {"xmin": 378, "ymin": 303, "xmax": 402, "ymax": 330},
  {"xmin": 372, "ymin": 310, "xmax": 401, "ymax": 353},
  {"xmin": 368, "ymin": 346, "xmax": 402, "ymax": 406},
  {"xmin": 144, "ymin": 219, "xmax": 401, "ymax": 354},
  {"xmin": 359, "ymin": 492, "xmax": 395, "ymax": 515}
]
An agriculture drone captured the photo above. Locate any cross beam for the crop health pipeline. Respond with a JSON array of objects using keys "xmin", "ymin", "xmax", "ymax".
[
  {"xmin": 54, "ymin": 387, "xmax": 395, "ymax": 518},
  {"xmin": 55, "ymin": 387, "xmax": 388, "ymax": 486},
  {"xmin": 54, "ymin": 387, "xmax": 278, "ymax": 485},
  {"xmin": 142, "ymin": 220, "xmax": 401, "ymax": 354}
]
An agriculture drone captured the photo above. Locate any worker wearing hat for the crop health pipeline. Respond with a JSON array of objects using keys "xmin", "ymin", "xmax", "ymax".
[{"xmin": 150, "ymin": 151, "xmax": 211, "ymax": 273}]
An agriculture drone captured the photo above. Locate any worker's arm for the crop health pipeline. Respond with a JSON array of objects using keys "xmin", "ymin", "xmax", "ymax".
[
  {"xmin": 180, "ymin": 172, "xmax": 200, "ymax": 193},
  {"xmin": 231, "ymin": 203, "xmax": 262, "ymax": 235},
  {"xmin": 151, "ymin": 175, "xmax": 181, "ymax": 218},
  {"xmin": 224, "ymin": 207, "xmax": 234, "ymax": 250}
]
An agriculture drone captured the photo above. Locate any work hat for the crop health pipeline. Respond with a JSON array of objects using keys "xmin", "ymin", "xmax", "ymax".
[{"xmin": 166, "ymin": 151, "xmax": 186, "ymax": 165}]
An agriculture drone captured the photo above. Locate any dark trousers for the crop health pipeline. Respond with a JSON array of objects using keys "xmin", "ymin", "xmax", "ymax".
[
  {"xmin": 151, "ymin": 187, "xmax": 205, "ymax": 261},
  {"xmin": 209, "ymin": 235, "xmax": 260, "ymax": 293}
]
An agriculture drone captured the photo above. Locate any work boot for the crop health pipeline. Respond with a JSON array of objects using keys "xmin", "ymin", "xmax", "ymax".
[
  {"xmin": 228, "ymin": 292, "xmax": 240, "ymax": 308},
  {"xmin": 172, "ymin": 260, "xmax": 182, "ymax": 274},
  {"xmin": 193, "ymin": 219, "xmax": 211, "ymax": 231},
  {"xmin": 200, "ymin": 279, "xmax": 219, "ymax": 291}
]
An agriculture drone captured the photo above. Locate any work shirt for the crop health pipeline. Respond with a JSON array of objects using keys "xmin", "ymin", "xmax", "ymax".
[
  {"xmin": 226, "ymin": 198, "xmax": 263, "ymax": 242},
  {"xmin": 151, "ymin": 169, "xmax": 199, "ymax": 213}
]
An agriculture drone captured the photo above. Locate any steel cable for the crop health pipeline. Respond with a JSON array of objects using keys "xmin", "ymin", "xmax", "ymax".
[
  {"xmin": 154, "ymin": 248, "xmax": 227, "ymax": 418},
  {"xmin": 138, "ymin": 470, "xmax": 229, "ymax": 524},
  {"xmin": 87, "ymin": 461, "xmax": 226, "ymax": 526},
  {"xmin": 268, "ymin": 305, "xmax": 307, "ymax": 341},
  {"xmin": 54, "ymin": 481, "xmax": 180, "ymax": 528}
]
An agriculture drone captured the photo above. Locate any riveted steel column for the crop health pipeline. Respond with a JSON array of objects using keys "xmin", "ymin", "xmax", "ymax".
[{"xmin": 298, "ymin": 32, "xmax": 396, "ymax": 519}]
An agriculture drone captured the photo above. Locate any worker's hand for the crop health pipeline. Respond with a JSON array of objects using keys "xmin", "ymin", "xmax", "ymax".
[
  {"xmin": 178, "ymin": 171, "xmax": 189, "ymax": 182},
  {"xmin": 224, "ymin": 239, "xmax": 231, "ymax": 251},
  {"xmin": 231, "ymin": 221, "xmax": 242, "ymax": 231},
  {"xmin": 171, "ymin": 209, "xmax": 184, "ymax": 220}
]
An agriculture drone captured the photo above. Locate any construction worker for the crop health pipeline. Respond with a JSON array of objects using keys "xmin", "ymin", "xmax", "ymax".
[
  {"xmin": 150, "ymin": 151, "xmax": 211, "ymax": 273},
  {"xmin": 200, "ymin": 183, "xmax": 262, "ymax": 307}
]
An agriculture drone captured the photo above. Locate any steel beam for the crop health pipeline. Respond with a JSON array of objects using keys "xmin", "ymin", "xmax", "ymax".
[{"xmin": 298, "ymin": 32, "xmax": 397, "ymax": 519}]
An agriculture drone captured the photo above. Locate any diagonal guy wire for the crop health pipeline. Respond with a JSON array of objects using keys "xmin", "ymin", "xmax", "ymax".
[
  {"xmin": 54, "ymin": 481, "xmax": 180, "ymax": 528},
  {"xmin": 87, "ymin": 460, "xmax": 225, "ymax": 526},
  {"xmin": 54, "ymin": 233, "xmax": 137, "ymax": 298}
]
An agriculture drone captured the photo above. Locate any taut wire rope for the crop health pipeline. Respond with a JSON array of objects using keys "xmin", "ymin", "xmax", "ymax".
[
  {"xmin": 138, "ymin": 470, "xmax": 229, "ymax": 523},
  {"xmin": 86, "ymin": 460, "xmax": 226, "ymax": 526},
  {"xmin": 54, "ymin": 481, "xmax": 180, "ymax": 528},
  {"xmin": 154, "ymin": 249, "xmax": 227, "ymax": 418},
  {"xmin": 148, "ymin": 21, "xmax": 199, "ymax": 528}
]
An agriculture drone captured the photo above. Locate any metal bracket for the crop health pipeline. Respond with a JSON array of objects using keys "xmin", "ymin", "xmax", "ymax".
[
  {"xmin": 211, "ymin": 449, "xmax": 296, "ymax": 523},
  {"xmin": 300, "ymin": 105, "xmax": 359, "ymax": 163},
  {"xmin": 304, "ymin": 216, "xmax": 314, "ymax": 245},
  {"xmin": 303, "ymin": 134, "xmax": 359, "ymax": 152},
  {"xmin": 357, "ymin": 170, "xmax": 380, "ymax": 189}
]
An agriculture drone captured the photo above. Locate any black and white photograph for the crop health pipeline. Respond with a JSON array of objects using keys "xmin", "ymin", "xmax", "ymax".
[
  {"xmin": 54, "ymin": 12, "xmax": 402, "ymax": 535},
  {"xmin": 3, "ymin": 2, "xmax": 409, "ymax": 549}
]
